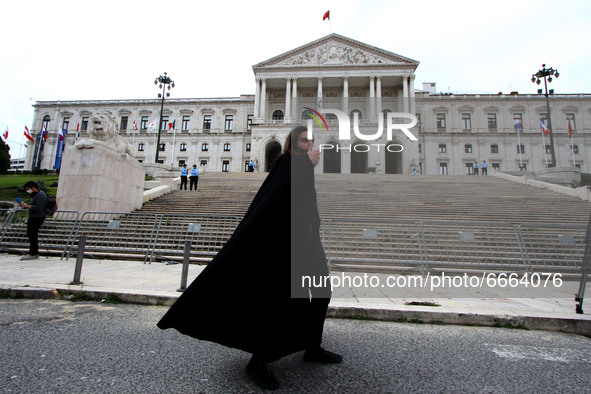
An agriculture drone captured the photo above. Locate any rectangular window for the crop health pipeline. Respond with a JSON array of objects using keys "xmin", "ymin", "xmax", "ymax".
[
  {"xmin": 120, "ymin": 116, "xmax": 128, "ymax": 131},
  {"xmin": 438, "ymin": 144, "xmax": 447, "ymax": 153},
  {"xmin": 487, "ymin": 113, "xmax": 497, "ymax": 130},
  {"xmin": 200, "ymin": 160, "xmax": 208, "ymax": 167},
  {"xmin": 436, "ymin": 113, "xmax": 446, "ymax": 129},
  {"xmin": 519, "ymin": 163, "xmax": 527, "ymax": 171},
  {"xmin": 466, "ymin": 163, "xmax": 474, "ymax": 175},
  {"xmin": 247, "ymin": 115, "xmax": 254, "ymax": 131},
  {"xmin": 203, "ymin": 115, "xmax": 212, "ymax": 130},
  {"xmin": 161, "ymin": 116, "xmax": 169, "ymax": 131},
  {"xmin": 517, "ymin": 144, "xmax": 525, "ymax": 154},
  {"xmin": 492, "ymin": 163, "xmax": 500, "ymax": 170},
  {"xmin": 461, "ymin": 113, "xmax": 471, "ymax": 130},
  {"xmin": 81, "ymin": 117, "xmax": 89, "ymax": 131},
  {"xmin": 513, "ymin": 113, "xmax": 523, "ymax": 129},
  {"xmin": 545, "ymin": 144, "xmax": 551, "ymax": 154},
  {"xmin": 138, "ymin": 143, "xmax": 144, "ymax": 152},
  {"xmin": 418, "ymin": 144, "xmax": 421, "ymax": 154},
  {"xmin": 141, "ymin": 116, "xmax": 148, "ymax": 130},
  {"xmin": 490, "ymin": 144, "xmax": 499, "ymax": 154},
  {"xmin": 246, "ymin": 143, "xmax": 251, "ymax": 152},
  {"xmin": 225, "ymin": 115, "xmax": 233, "ymax": 130},
  {"xmin": 566, "ymin": 113, "xmax": 576, "ymax": 129},
  {"xmin": 245, "ymin": 161, "xmax": 251, "ymax": 172},
  {"xmin": 178, "ymin": 159, "xmax": 186, "ymax": 167},
  {"xmin": 439, "ymin": 162, "xmax": 448, "ymax": 175},
  {"xmin": 464, "ymin": 144, "xmax": 472, "ymax": 153},
  {"xmin": 182, "ymin": 115, "xmax": 190, "ymax": 131},
  {"xmin": 180, "ymin": 143, "xmax": 187, "ymax": 151},
  {"xmin": 62, "ymin": 117, "xmax": 70, "ymax": 131},
  {"xmin": 201, "ymin": 142, "xmax": 209, "ymax": 152},
  {"xmin": 222, "ymin": 160, "xmax": 230, "ymax": 172},
  {"xmin": 575, "ymin": 163, "xmax": 581, "ymax": 169},
  {"xmin": 572, "ymin": 144, "xmax": 579, "ymax": 154},
  {"xmin": 224, "ymin": 143, "xmax": 231, "ymax": 152},
  {"xmin": 539, "ymin": 113, "xmax": 548, "ymax": 127},
  {"xmin": 159, "ymin": 143, "xmax": 165, "ymax": 152}
]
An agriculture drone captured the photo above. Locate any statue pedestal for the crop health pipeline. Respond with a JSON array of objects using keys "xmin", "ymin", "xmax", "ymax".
[{"xmin": 57, "ymin": 145, "xmax": 145, "ymax": 214}]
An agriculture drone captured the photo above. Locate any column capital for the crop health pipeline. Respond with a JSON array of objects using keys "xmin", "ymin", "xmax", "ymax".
[
  {"xmin": 317, "ymin": 76, "xmax": 324, "ymax": 81},
  {"xmin": 343, "ymin": 76, "xmax": 349, "ymax": 81},
  {"xmin": 369, "ymin": 75, "xmax": 376, "ymax": 81},
  {"xmin": 402, "ymin": 75, "xmax": 409, "ymax": 81}
]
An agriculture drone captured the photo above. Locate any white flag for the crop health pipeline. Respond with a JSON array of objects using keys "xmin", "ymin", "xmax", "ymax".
[{"xmin": 148, "ymin": 120, "xmax": 158, "ymax": 131}]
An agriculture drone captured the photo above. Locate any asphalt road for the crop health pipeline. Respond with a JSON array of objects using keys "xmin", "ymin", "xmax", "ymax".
[{"xmin": 0, "ymin": 299, "xmax": 590, "ymax": 393}]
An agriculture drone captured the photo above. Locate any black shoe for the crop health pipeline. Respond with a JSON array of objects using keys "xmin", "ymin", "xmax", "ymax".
[
  {"xmin": 246, "ymin": 358, "xmax": 280, "ymax": 391},
  {"xmin": 303, "ymin": 347, "xmax": 343, "ymax": 364}
]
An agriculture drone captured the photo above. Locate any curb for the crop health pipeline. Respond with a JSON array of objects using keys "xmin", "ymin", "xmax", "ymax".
[{"xmin": 2, "ymin": 286, "xmax": 589, "ymax": 337}]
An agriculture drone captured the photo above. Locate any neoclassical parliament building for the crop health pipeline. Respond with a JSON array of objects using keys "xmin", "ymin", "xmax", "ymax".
[{"xmin": 25, "ymin": 34, "xmax": 591, "ymax": 175}]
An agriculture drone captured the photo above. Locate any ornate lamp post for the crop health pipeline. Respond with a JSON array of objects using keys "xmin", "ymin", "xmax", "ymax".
[
  {"xmin": 531, "ymin": 64, "xmax": 559, "ymax": 167},
  {"xmin": 154, "ymin": 72, "xmax": 175, "ymax": 163}
]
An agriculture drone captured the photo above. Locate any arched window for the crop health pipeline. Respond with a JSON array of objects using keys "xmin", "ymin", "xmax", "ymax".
[
  {"xmin": 326, "ymin": 113, "xmax": 338, "ymax": 120},
  {"xmin": 302, "ymin": 110, "xmax": 313, "ymax": 120},
  {"xmin": 272, "ymin": 110, "xmax": 284, "ymax": 120},
  {"xmin": 350, "ymin": 110, "xmax": 362, "ymax": 120},
  {"xmin": 42, "ymin": 115, "xmax": 50, "ymax": 132}
]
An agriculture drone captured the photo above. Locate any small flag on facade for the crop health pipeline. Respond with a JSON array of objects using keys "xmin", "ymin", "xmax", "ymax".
[
  {"xmin": 540, "ymin": 119, "xmax": 550, "ymax": 134},
  {"xmin": 514, "ymin": 119, "xmax": 523, "ymax": 133},
  {"xmin": 58, "ymin": 127, "xmax": 65, "ymax": 141},
  {"xmin": 133, "ymin": 120, "xmax": 138, "ymax": 131},
  {"xmin": 168, "ymin": 120, "xmax": 175, "ymax": 131},
  {"xmin": 568, "ymin": 119, "xmax": 573, "ymax": 138},
  {"xmin": 323, "ymin": 10, "xmax": 330, "ymax": 21},
  {"xmin": 3, "ymin": 126, "xmax": 8, "ymax": 140},
  {"xmin": 148, "ymin": 120, "xmax": 157, "ymax": 131},
  {"xmin": 24, "ymin": 126, "xmax": 34, "ymax": 142}
]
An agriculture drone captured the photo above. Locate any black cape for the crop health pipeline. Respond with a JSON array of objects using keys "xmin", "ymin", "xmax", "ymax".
[{"xmin": 157, "ymin": 153, "xmax": 329, "ymax": 361}]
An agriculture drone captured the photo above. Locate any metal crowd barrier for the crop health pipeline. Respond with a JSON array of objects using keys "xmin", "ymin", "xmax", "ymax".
[
  {"xmin": 420, "ymin": 221, "xmax": 527, "ymax": 272},
  {"xmin": 576, "ymin": 211, "xmax": 591, "ymax": 314},
  {"xmin": 63, "ymin": 212, "xmax": 159, "ymax": 262},
  {"xmin": 323, "ymin": 219, "xmax": 426, "ymax": 274},
  {"xmin": 323, "ymin": 219, "xmax": 589, "ymax": 274},
  {"xmin": 0, "ymin": 210, "xmax": 80, "ymax": 255},
  {"xmin": 147, "ymin": 214, "xmax": 241, "ymax": 264},
  {"xmin": 518, "ymin": 224, "xmax": 587, "ymax": 273}
]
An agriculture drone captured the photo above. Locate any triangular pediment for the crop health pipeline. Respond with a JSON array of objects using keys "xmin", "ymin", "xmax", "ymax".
[{"xmin": 253, "ymin": 34, "xmax": 419, "ymax": 69}]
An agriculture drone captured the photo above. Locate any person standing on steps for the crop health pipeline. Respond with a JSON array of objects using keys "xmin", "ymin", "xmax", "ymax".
[
  {"xmin": 18, "ymin": 181, "xmax": 47, "ymax": 260},
  {"xmin": 180, "ymin": 163, "xmax": 188, "ymax": 190},
  {"xmin": 190, "ymin": 164, "xmax": 199, "ymax": 190}
]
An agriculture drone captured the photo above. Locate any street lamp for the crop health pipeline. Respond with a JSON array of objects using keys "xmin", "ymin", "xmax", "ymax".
[
  {"xmin": 531, "ymin": 64, "xmax": 559, "ymax": 167},
  {"xmin": 154, "ymin": 72, "xmax": 175, "ymax": 163}
]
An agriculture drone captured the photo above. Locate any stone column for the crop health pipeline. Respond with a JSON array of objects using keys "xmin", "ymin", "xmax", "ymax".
[
  {"xmin": 369, "ymin": 76, "xmax": 376, "ymax": 122},
  {"xmin": 409, "ymin": 75, "xmax": 416, "ymax": 115},
  {"xmin": 260, "ymin": 78, "xmax": 267, "ymax": 123},
  {"xmin": 254, "ymin": 78, "xmax": 260, "ymax": 118},
  {"xmin": 376, "ymin": 76, "xmax": 382, "ymax": 119},
  {"xmin": 291, "ymin": 78, "xmax": 298, "ymax": 123},
  {"xmin": 285, "ymin": 78, "xmax": 292, "ymax": 124},
  {"xmin": 403, "ymin": 76, "xmax": 409, "ymax": 113},
  {"xmin": 317, "ymin": 77, "xmax": 323, "ymax": 111},
  {"xmin": 343, "ymin": 76, "xmax": 349, "ymax": 116}
]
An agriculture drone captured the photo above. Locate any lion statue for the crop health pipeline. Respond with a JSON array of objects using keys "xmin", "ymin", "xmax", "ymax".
[{"xmin": 75, "ymin": 111, "xmax": 136, "ymax": 158}]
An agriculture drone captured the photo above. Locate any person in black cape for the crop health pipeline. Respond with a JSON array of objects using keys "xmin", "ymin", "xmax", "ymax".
[{"xmin": 157, "ymin": 126, "xmax": 341, "ymax": 390}]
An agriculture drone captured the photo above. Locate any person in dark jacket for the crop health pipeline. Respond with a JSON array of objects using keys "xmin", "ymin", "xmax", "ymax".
[
  {"xmin": 157, "ymin": 126, "xmax": 340, "ymax": 391},
  {"xmin": 18, "ymin": 181, "xmax": 47, "ymax": 260}
]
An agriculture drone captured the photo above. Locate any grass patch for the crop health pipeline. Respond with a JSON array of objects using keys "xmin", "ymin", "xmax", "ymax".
[
  {"xmin": 0, "ymin": 174, "xmax": 59, "ymax": 201},
  {"xmin": 494, "ymin": 319, "xmax": 528, "ymax": 330},
  {"xmin": 103, "ymin": 293, "xmax": 123, "ymax": 304},
  {"xmin": 71, "ymin": 291, "xmax": 94, "ymax": 302}
]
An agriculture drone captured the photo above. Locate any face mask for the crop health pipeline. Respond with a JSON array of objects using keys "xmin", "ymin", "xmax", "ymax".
[{"xmin": 26, "ymin": 189, "xmax": 33, "ymax": 194}]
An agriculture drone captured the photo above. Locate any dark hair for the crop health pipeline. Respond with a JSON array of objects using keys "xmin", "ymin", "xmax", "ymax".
[
  {"xmin": 283, "ymin": 126, "xmax": 308, "ymax": 156},
  {"xmin": 24, "ymin": 181, "xmax": 38, "ymax": 190}
]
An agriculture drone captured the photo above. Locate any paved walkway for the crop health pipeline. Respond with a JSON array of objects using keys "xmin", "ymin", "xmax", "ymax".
[{"xmin": 1, "ymin": 254, "xmax": 589, "ymax": 336}]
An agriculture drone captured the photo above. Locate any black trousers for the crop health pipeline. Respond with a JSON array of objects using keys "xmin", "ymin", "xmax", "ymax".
[
  {"xmin": 27, "ymin": 217, "xmax": 45, "ymax": 255},
  {"xmin": 190, "ymin": 176, "xmax": 199, "ymax": 190},
  {"xmin": 180, "ymin": 176, "xmax": 188, "ymax": 190}
]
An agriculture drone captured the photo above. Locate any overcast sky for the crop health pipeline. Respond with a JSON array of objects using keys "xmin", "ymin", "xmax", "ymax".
[{"xmin": 2, "ymin": 0, "xmax": 590, "ymax": 158}]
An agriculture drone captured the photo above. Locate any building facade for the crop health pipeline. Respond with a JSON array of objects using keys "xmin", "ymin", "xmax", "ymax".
[{"xmin": 26, "ymin": 34, "xmax": 591, "ymax": 175}]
